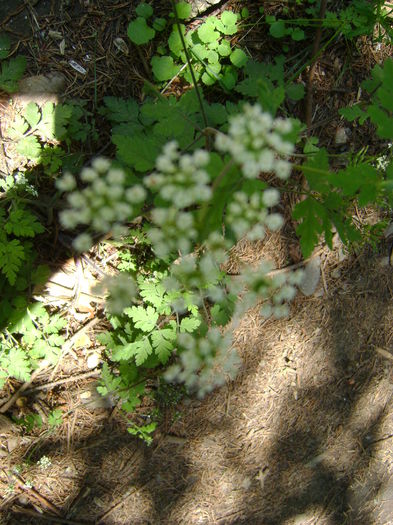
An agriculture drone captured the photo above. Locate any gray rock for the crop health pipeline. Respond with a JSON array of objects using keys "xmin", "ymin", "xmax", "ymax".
[{"xmin": 190, "ymin": 0, "xmax": 222, "ymax": 17}]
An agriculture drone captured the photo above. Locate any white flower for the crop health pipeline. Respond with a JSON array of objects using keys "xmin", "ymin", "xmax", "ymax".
[
  {"xmin": 125, "ymin": 185, "xmax": 146, "ymax": 203},
  {"xmin": 262, "ymin": 188, "xmax": 280, "ymax": 207},
  {"xmin": 56, "ymin": 172, "xmax": 76, "ymax": 191},
  {"xmin": 193, "ymin": 149, "xmax": 209, "ymax": 166},
  {"xmin": 80, "ymin": 167, "xmax": 97, "ymax": 182},
  {"xmin": 106, "ymin": 168, "xmax": 124, "ymax": 185},
  {"xmin": 68, "ymin": 192, "xmax": 86, "ymax": 208},
  {"xmin": 73, "ymin": 233, "xmax": 93, "ymax": 252},
  {"xmin": 274, "ymin": 159, "xmax": 292, "ymax": 179},
  {"xmin": 265, "ymin": 213, "xmax": 284, "ymax": 231},
  {"xmin": 92, "ymin": 157, "xmax": 111, "ymax": 173}
]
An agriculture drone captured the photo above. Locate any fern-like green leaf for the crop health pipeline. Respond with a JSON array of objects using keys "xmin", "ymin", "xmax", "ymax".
[
  {"xmin": 0, "ymin": 238, "xmax": 25, "ymax": 285},
  {"xmin": 151, "ymin": 327, "xmax": 176, "ymax": 364},
  {"xmin": 124, "ymin": 305, "xmax": 158, "ymax": 332},
  {"xmin": 180, "ymin": 316, "xmax": 201, "ymax": 333},
  {"xmin": 5, "ymin": 208, "xmax": 44, "ymax": 237},
  {"xmin": 3, "ymin": 347, "xmax": 31, "ymax": 382}
]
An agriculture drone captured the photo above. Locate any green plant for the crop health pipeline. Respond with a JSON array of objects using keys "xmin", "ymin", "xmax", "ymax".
[
  {"xmin": 6, "ymin": 100, "xmax": 94, "ymax": 175},
  {"xmin": 127, "ymin": 2, "xmax": 246, "ymax": 89},
  {"xmin": 0, "ymin": 33, "xmax": 26, "ymax": 93},
  {"xmin": 0, "ymin": 300, "xmax": 66, "ymax": 387}
]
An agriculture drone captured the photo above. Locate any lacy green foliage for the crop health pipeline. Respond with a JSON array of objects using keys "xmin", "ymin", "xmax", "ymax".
[
  {"xmin": 235, "ymin": 57, "xmax": 305, "ymax": 115},
  {"xmin": 127, "ymin": 2, "xmax": 246, "ymax": 89},
  {"xmin": 293, "ymin": 146, "xmax": 385, "ymax": 257},
  {"xmin": 100, "ymin": 90, "xmax": 235, "ymax": 172},
  {"xmin": 265, "ymin": 0, "xmax": 392, "ymax": 43},
  {"xmin": 340, "ymin": 58, "xmax": 393, "ymax": 140},
  {"xmin": 0, "ymin": 205, "xmax": 44, "ymax": 285},
  {"xmin": 0, "ymin": 300, "xmax": 66, "ymax": 388},
  {"xmin": 8, "ymin": 100, "xmax": 94, "ymax": 174}
]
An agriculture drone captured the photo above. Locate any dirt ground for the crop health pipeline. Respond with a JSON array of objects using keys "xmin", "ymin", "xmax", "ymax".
[{"xmin": 1, "ymin": 1, "xmax": 393, "ymax": 524}]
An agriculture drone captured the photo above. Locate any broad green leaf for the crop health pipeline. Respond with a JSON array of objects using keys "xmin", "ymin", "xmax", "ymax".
[
  {"xmin": 174, "ymin": 1, "xmax": 191, "ymax": 19},
  {"xmin": 168, "ymin": 25, "xmax": 186, "ymax": 56},
  {"xmin": 291, "ymin": 27, "xmax": 305, "ymax": 41},
  {"xmin": 230, "ymin": 48, "xmax": 248, "ymax": 68},
  {"xmin": 124, "ymin": 305, "xmax": 158, "ymax": 332},
  {"xmin": 112, "ymin": 133, "xmax": 164, "ymax": 172},
  {"xmin": 48, "ymin": 410, "xmax": 63, "ymax": 427},
  {"xmin": 367, "ymin": 105, "xmax": 393, "ymax": 139},
  {"xmin": 217, "ymin": 40, "xmax": 231, "ymax": 57},
  {"xmin": 303, "ymin": 148, "xmax": 330, "ymax": 192},
  {"xmin": 221, "ymin": 11, "xmax": 238, "ymax": 28},
  {"xmin": 151, "ymin": 55, "xmax": 180, "ymax": 81},
  {"xmin": 269, "ymin": 20, "xmax": 287, "ymax": 38},
  {"xmin": 23, "ymin": 102, "xmax": 40, "ymax": 128},
  {"xmin": 198, "ymin": 21, "xmax": 220, "ymax": 43},
  {"xmin": 201, "ymin": 63, "xmax": 221, "ymax": 85},
  {"xmin": 127, "ymin": 17, "xmax": 155, "ymax": 45},
  {"xmin": 153, "ymin": 18, "xmax": 167, "ymax": 31},
  {"xmin": 102, "ymin": 96, "xmax": 139, "ymax": 122},
  {"xmin": 16, "ymin": 136, "xmax": 41, "ymax": 158},
  {"xmin": 135, "ymin": 3, "xmax": 153, "ymax": 18}
]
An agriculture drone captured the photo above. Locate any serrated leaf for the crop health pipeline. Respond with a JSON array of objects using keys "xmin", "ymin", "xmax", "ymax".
[
  {"xmin": 48, "ymin": 409, "xmax": 63, "ymax": 427},
  {"xmin": 5, "ymin": 208, "xmax": 44, "ymax": 237},
  {"xmin": 292, "ymin": 198, "xmax": 326, "ymax": 257},
  {"xmin": 291, "ymin": 27, "xmax": 305, "ymax": 41},
  {"xmin": 112, "ymin": 133, "xmax": 164, "ymax": 172},
  {"xmin": 124, "ymin": 305, "xmax": 158, "ymax": 332},
  {"xmin": 180, "ymin": 316, "xmax": 201, "ymax": 333},
  {"xmin": 102, "ymin": 96, "xmax": 139, "ymax": 122},
  {"xmin": 151, "ymin": 55, "xmax": 180, "ymax": 81},
  {"xmin": 16, "ymin": 136, "xmax": 41, "ymax": 158},
  {"xmin": 138, "ymin": 278, "xmax": 168, "ymax": 312},
  {"xmin": 0, "ymin": 56, "xmax": 26, "ymax": 93},
  {"xmin": 0, "ymin": 238, "xmax": 25, "ymax": 285},
  {"xmin": 339, "ymin": 104, "xmax": 368, "ymax": 124},
  {"xmin": 151, "ymin": 328, "xmax": 176, "ymax": 364},
  {"xmin": 23, "ymin": 102, "xmax": 41, "ymax": 128},
  {"xmin": 3, "ymin": 347, "xmax": 31, "ymax": 382},
  {"xmin": 127, "ymin": 17, "xmax": 155, "ymax": 45}
]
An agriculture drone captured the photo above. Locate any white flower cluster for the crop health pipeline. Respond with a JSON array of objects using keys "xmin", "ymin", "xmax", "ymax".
[
  {"xmin": 215, "ymin": 104, "xmax": 294, "ymax": 179},
  {"xmin": 230, "ymin": 261, "xmax": 304, "ymax": 319},
  {"xmin": 144, "ymin": 141, "xmax": 212, "ymax": 207},
  {"xmin": 149, "ymin": 207, "xmax": 197, "ymax": 258},
  {"xmin": 37, "ymin": 455, "xmax": 52, "ymax": 470},
  {"xmin": 164, "ymin": 329, "xmax": 240, "ymax": 398},
  {"xmin": 95, "ymin": 273, "xmax": 137, "ymax": 315},
  {"xmin": 226, "ymin": 189, "xmax": 283, "ymax": 241},
  {"xmin": 57, "ymin": 158, "xmax": 146, "ymax": 251}
]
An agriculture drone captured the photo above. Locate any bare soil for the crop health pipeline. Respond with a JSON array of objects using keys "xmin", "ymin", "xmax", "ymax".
[{"xmin": 1, "ymin": 1, "xmax": 393, "ymax": 524}]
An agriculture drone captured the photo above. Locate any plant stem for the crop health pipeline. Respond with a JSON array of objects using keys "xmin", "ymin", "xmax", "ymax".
[{"xmin": 170, "ymin": 0, "xmax": 209, "ymax": 137}]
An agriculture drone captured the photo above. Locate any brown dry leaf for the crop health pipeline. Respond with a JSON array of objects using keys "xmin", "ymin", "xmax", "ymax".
[{"xmin": 73, "ymin": 332, "xmax": 92, "ymax": 350}]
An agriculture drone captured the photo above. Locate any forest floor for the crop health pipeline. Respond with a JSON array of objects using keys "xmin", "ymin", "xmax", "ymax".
[{"xmin": 1, "ymin": 1, "xmax": 393, "ymax": 524}]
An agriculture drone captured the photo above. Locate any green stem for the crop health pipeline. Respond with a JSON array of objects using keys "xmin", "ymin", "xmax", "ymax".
[{"xmin": 170, "ymin": 0, "xmax": 209, "ymax": 133}]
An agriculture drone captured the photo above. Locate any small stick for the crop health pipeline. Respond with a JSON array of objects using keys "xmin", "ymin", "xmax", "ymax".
[
  {"xmin": 4, "ymin": 469, "xmax": 62, "ymax": 516},
  {"xmin": 24, "ymin": 370, "xmax": 101, "ymax": 395}
]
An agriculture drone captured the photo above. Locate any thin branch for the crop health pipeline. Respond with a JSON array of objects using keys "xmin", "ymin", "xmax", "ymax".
[{"xmin": 170, "ymin": 0, "xmax": 209, "ymax": 134}]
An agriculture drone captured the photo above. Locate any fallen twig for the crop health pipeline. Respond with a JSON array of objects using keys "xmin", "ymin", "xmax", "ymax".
[
  {"xmin": 12, "ymin": 506, "xmax": 92, "ymax": 525},
  {"xmin": 24, "ymin": 370, "xmax": 101, "ymax": 395}
]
